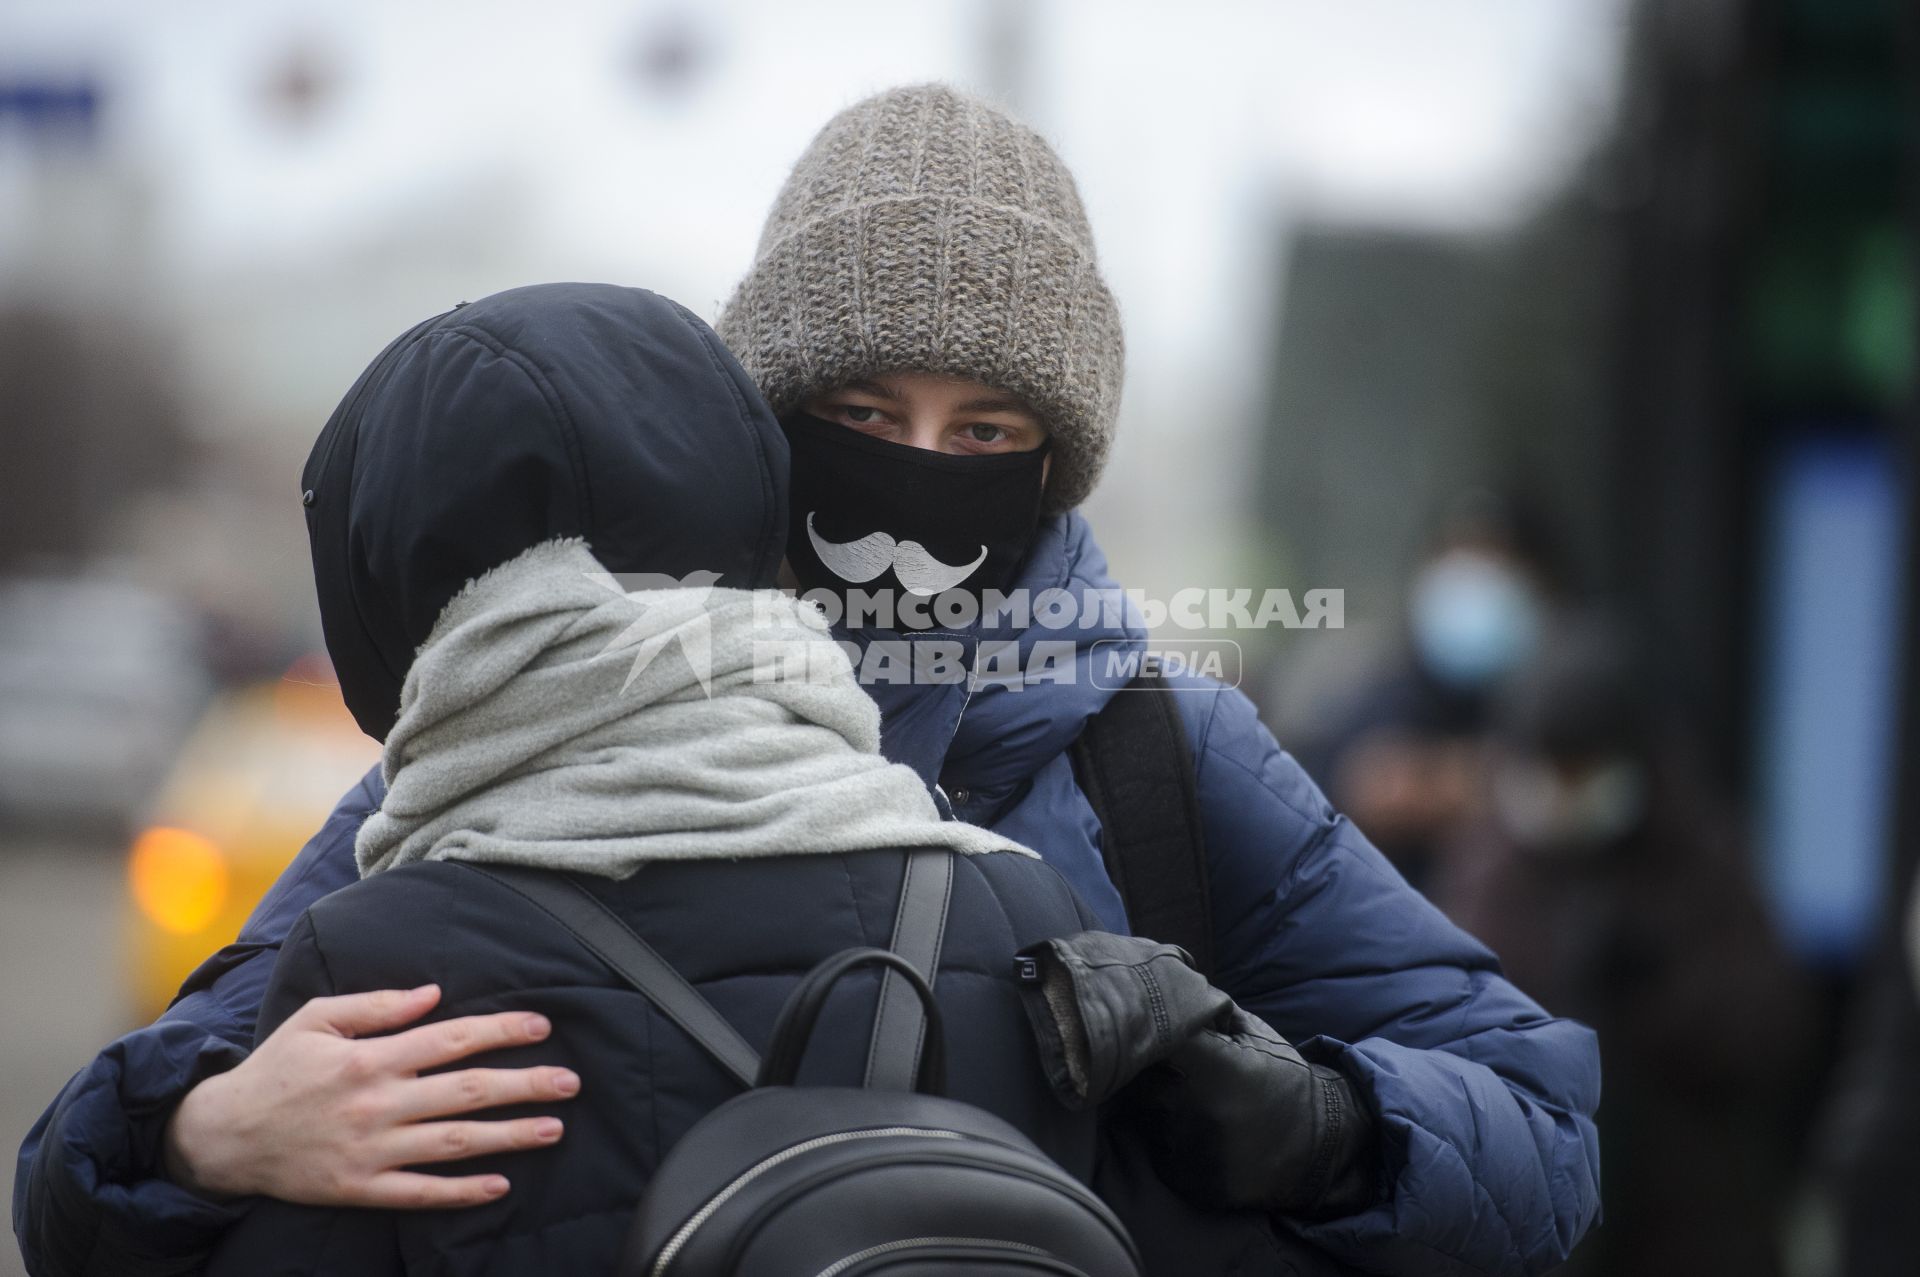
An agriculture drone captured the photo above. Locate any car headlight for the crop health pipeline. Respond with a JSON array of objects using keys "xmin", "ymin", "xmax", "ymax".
[{"xmin": 129, "ymin": 826, "xmax": 230, "ymax": 935}]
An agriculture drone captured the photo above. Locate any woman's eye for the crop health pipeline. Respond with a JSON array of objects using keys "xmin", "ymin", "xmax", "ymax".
[
  {"xmin": 841, "ymin": 405, "xmax": 883, "ymax": 425},
  {"xmin": 966, "ymin": 423, "xmax": 1007, "ymax": 444}
]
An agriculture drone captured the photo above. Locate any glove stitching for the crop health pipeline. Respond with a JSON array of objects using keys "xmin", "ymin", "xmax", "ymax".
[
  {"xmin": 1133, "ymin": 963, "xmax": 1171, "ymax": 1047},
  {"xmin": 1071, "ymin": 946, "xmax": 1189, "ymax": 971},
  {"xmin": 1205, "ymin": 1030, "xmax": 1305, "ymax": 1069}
]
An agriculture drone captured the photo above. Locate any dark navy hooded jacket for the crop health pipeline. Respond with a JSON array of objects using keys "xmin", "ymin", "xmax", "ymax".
[
  {"xmin": 11, "ymin": 282, "xmax": 1133, "ymax": 1276},
  {"xmin": 14, "ymin": 296, "xmax": 1601, "ymax": 1276},
  {"xmin": 202, "ymin": 852, "xmax": 1116, "ymax": 1277}
]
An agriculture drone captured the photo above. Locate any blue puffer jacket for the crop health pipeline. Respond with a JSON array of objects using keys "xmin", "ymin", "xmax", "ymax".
[
  {"xmin": 13, "ymin": 513, "xmax": 1601, "ymax": 1277},
  {"xmin": 860, "ymin": 513, "xmax": 1601, "ymax": 1276}
]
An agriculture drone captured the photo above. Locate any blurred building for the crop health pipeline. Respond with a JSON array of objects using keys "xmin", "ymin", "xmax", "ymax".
[
  {"xmin": 1256, "ymin": 0, "xmax": 1916, "ymax": 972},
  {"xmin": 1253, "ymin": 0, "xmax": 1918, "ymax": 1270}
]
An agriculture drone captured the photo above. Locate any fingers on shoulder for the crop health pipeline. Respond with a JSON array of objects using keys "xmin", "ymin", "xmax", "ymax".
[{"xmin": 295, "ymin": 985, "xmax": 442, "ymax": 1037}]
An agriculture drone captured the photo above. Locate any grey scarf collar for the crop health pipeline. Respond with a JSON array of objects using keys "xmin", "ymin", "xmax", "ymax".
[{"xmin": 356, "ymin": 539, "xmax": 1031, "ymax": 878}]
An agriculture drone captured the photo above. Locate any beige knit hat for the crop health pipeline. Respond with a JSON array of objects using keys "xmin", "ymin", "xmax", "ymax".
[{"xmin": 715, "ymin": 84, "xmax": 1124, "ymax": 513}]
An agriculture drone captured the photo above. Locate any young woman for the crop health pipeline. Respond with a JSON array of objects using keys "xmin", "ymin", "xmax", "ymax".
[{"xmin": 707, "ymin": 84, "xmax": 1602, "ymax": 1277}]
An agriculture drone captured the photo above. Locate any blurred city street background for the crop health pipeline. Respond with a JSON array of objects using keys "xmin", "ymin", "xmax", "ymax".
[
  {"xmin": 0, "ymin": 848, "xmax": 121, "ymax": 1277},
  {"xmin": 3, "ymin": 1, "xmax": 1916, "ymax": 1274}
]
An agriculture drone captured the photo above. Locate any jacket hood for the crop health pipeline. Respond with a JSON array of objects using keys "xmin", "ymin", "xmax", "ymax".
[{"xmin": 303, "ymin": 283, "xmax": 786, "ymax": 740}]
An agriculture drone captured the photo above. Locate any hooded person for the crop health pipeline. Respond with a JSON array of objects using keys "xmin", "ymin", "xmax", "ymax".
[
  {"xmin": 12, "ymin": 281, "xmax": 1327, "ymax": 1277},
  {"xmin": 179, "ymin": 282, "xmax": 1115, "ymax": 1274}
]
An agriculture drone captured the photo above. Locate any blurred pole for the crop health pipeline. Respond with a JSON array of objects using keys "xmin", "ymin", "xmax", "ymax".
[
  {"xmin": 1608, "ymin": 0, "xmax": 1763, "ymax": 797},
  {"xmin": 1886, "ymin": 0, "xmax": 1920, "ymax": 1011},
  {"xmin": 977, "ymin": 0, "xmax": 1036, "ymax": 117},
  {"xmin": 1891, "ymin": 0, "xmax": 1920, "ymax": 1056}
]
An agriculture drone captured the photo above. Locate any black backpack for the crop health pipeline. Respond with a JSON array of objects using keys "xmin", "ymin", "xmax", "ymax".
[{"xmin": 475, "ymin": 851, "xmax": 1143, "ymax": 1277}]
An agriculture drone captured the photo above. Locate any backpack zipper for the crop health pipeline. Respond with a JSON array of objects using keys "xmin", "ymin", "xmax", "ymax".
[{"xmin": 650, "ymin": 1127, "xmax": 964, "ymax": 1276}]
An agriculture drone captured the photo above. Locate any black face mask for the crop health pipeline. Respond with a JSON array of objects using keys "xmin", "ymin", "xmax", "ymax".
[{"xmin": 782, "ymin": 412, "xmax": 1049, "ymax": 629}]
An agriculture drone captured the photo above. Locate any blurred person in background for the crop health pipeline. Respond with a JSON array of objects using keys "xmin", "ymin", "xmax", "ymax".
[
  {"xmin": 1298, "ymin": 489, "xmax": 1567, "ymax": 893},
  {"xmin": 1431, "ymin": 625, "xmax": 1815, "ymax": 1277},
  {"xmin": 15, "ymin": 85, "xmax": 1601, "ymax": 1277}
]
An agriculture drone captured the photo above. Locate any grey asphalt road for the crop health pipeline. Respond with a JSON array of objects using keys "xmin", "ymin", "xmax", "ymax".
[{"xmin": 1, "ymin": 838, "xmax": 130, "ymax": 1277}]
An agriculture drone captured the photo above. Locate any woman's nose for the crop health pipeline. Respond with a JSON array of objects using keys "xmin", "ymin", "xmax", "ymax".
[{"xmin": 897, "ymin": 418, "xmax": 950, "ymax": 453}]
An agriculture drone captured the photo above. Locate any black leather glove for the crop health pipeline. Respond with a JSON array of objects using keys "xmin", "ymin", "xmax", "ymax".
[
  {"xmin": 1018, "ymin": 932, "xmax": 1379, "ymax": 1221},
  {"xmin": 1124, "ymin": 1005, "xmax": 1379, "ymax": 1221},
  {"xmin": 1016, "ymin": 931, "xmax": 1233, "ymax": 1109}
]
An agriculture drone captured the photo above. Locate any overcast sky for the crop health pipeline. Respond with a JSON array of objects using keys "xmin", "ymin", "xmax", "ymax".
[{"xmin": 0, "ymin": 0, "xmax": 1632, "ymax": 596}]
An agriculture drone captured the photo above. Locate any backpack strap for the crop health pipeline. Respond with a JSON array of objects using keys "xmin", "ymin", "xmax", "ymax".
[
  {"xmin": 1068, "ymin": 673, "xmax": 1215, "ymax": 978},
  {"xmin": 463, "ymin": 864, "xmax": 762, "ymax": 1089},
  {"xmin": 466, "ymin": 851, "xmax": 954, "ymax": 1093},
  {"xmin": 864, "ymin": 849, "xmax": 955, "ymax": 1090}
]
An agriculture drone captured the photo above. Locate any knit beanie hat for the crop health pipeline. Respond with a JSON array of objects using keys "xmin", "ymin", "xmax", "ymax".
[{"xmin": 715, "ymin": 84, "xmax": 1124, "ymax": 513}]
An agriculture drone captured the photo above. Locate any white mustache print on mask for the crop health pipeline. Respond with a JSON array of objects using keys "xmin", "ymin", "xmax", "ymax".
[{"xmin": 806, "ymin": 512, "xmax": 989, "ymax": 596}]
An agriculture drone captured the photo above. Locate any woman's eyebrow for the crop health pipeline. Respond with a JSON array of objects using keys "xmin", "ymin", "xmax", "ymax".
[
  {"xmin": 843, "ymin": 378, "xmax": 903, "ymax": 401},
  {"xmin": 955, "ymin": 394, "xmax": 1034, "ymax": 416}
]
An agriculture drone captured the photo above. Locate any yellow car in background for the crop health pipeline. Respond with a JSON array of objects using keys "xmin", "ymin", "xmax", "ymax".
[{"xmin": 124, "ymin": 656, "xmax": 380, "ymax": 1024}]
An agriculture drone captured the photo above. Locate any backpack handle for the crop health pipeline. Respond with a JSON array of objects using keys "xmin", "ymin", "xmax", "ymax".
[{"xmin": 758, "ymin": 948, "xmax": 949, "ymax": 1096}]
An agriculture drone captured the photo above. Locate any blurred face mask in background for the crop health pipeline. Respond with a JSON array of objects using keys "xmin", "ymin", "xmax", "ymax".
[{"xmin": 1409, "ymin": 551, "xmax": 1544, "ymax": 691}]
